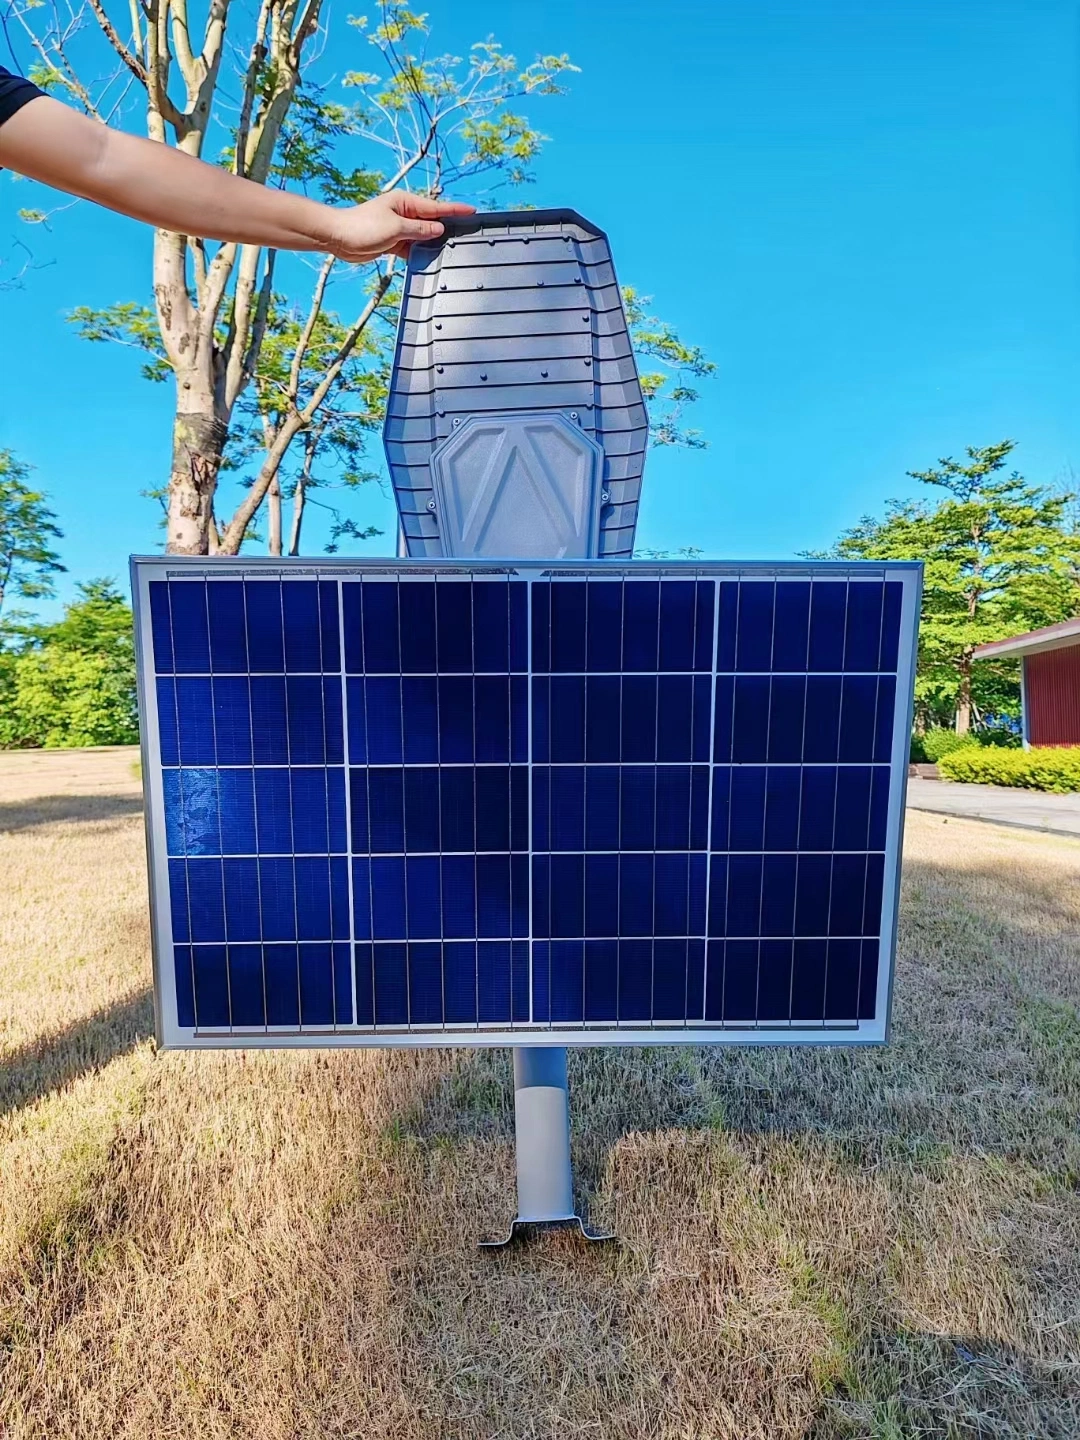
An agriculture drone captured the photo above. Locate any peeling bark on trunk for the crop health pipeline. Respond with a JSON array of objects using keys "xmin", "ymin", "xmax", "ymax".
[
  {"xmin": 165, "ymin": 404, "xmax": 229, "ymax": 555},
  {"xmin": 267, "ymin": 475, "xmax": 282, "ymax": 556}
]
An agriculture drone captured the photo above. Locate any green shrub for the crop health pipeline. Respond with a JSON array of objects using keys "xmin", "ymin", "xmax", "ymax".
[
  {"xmin": 918, "ymin": 729, "xmax": 978, "ymax": 763},
  {"xmin": 0, "ymin": 646, "xmax": 138, "ymax": 748},
  {"xmin": 938, "ymin": 745, "xmax": 1080, "ymax": 793}
]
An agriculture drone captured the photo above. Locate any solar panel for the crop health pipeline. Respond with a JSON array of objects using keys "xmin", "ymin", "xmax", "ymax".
[{"xmin": 133, "ymin": 557, "xmax": 919, "ymax": 1050}]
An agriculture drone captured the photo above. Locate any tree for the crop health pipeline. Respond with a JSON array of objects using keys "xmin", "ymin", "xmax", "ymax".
[
  {"xmin": 0, "ymin": 449, "xmax": 65, "ymax": 623},
  {"xmin": 823, "ymin": 441, "xmax": 1080, "ymax": 734},
  {"xmin": 16, "ymin": 2, "xmax": 712, "ymax": 558},
  {"xmin": 0, "ymin": 579, "xmax": 139, "ymax": 748}
]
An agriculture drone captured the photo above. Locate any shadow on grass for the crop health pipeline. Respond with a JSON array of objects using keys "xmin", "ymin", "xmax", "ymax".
[
  {"xmin": 0, "ymin": 989, "xmax": 154, "ymax": 1119},
  {"xmin": 0, "ymin": 792, "xmax": 144, "ymax": 834}
]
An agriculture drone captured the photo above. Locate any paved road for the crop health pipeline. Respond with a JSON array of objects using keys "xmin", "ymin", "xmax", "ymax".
[{"xmin": 906, "ymin": 776, "xmax": 1080, "ymax": 839}]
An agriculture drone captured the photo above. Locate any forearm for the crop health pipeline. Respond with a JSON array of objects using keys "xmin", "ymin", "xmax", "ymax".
[{"xmin": 0, "ymin": 96, "xmax": 337, "ymax": 250}]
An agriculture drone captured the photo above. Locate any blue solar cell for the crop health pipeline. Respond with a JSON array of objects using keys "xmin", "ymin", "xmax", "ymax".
[
  {"xmin": 295, "ymin": 857, "xmax": 333, "ymax": 940},
  {"xmin": 342, "ymin": 582, "xmax": 364, "ymax": 674},
  {"xmin": 170, "ymin": 583, "xmax": 210, "ymax": 673},
  {"xmin": 548, "ymin": 854, "xmax": 584, "ymax": 938},
  {"xmin": 168, "ymin": 859, "xmax": 190, "ymax": 942},
  {"xmin": 858, "ymin": 938, "xmax": 880, "ymax": 1019},
  {"xmin": 791, "ymin": 938, "xmax": 827, "ymax": 1021},
  {"xmin": 282, "ymin": 582, "xmax": 323, "ymax": 673},
  {"xmin": 654, "ymin": 853, "xmax": 689, "ymax": 935},
  {"xmin": 844, "ymin": 583, "xmax": 884, "ymax": 673},
  {"xmin": 657, "ymin": 675, "xmax": 695, "ymax": 762},
  {"xmin": 623, "ymin": 582, "xmax": 659, "ymax": 671},
  {"xmin": 330, "ymin": 857, "xmax": 351, "ymax": 940},
  {"xmin": 510, "ymin": 768, "xmax": 529, "ymax": 852},
  {"xmin": 619, "ymin": 854, "xmax": 653, "ymax": 936},
  {"xmin": 620, "ymin": 675, "xmax": 657, "ymax": 762},
  {"xmin": 193, "ymin": 945, "xmax": 230, "ymax": 1026},
  {"xmin": 480, "ymin": 944, "xmax": 512, "ymax": 1025},
  {"xmin": 401, "ymin": 676, "xmax": 438, "ymax": 763},
  {"xmin": 548, "ymin": 767, "xmax": 585, "ymax": 851},
  {"xmin": 772, "ymin": 582, "xmax": 810, "ymax": 671},
  {"xmin": 768, "ymin": 676, "xmax": 806, "ymax": 762},
  {"xmin": 511, "ymin": 856, "xmax": 529, "ymax": 937},
  {"xmin": 757, "ymin": 939, "xmax": 793, "ymax": 1021},
  {"xmin": 618, "ymin": 938, "xmax": 652, "ymax": 1021},
  {"xmin": 686, "ymin": 938, "xmax": 706, "ymax": 1019},
  {"xmin": 149, "ymin": 582, "xmax": 174, "ymax": 672},
  {"xmin": 735, "ymin": 581, "xmax": 773, "ymax": 672},
  {"xmin": 694, "ymin": 583, "xmax": 715, "ymax": 671},
  {"xmin": 725, "ymin": 854, "xmax": 763, "ymax": 937},
  {"xmin": 549, "ymin": 940, "xmax": 584, "ymax": 1023},
  {"xmin": 729, "ymin": 767, "xmax": 767, "ymax": 851},
  {"xmin": 205, "ymin": 582, "xmax": 246, "ymax": 674},
  {"xmin": 374, "ymin": 942, "xmax": 408, "ymax": 1024},
  {"xmin": 364, "ymin": 677, "xmax": 403, "ymax": 765},
  {"xmin": 716, "ymin": 582, "xmax": 738, "ymax": 671},
  {"xmin": 259, "ymin": 857, "xmax": 296, "ymax": 941},
  {"xmin": 362, "ymin": 583, "xmax": 400, "ymax": 673},
  {"xmin": 444, "ymin": 941, "xmax": 477, "ymax": 1024},
  {"xmin": 803, "ymin": 675, "xmax": 842, "ymax": 763},
  {"xmin": 438, "ymin": 676, "xmax": 474, "ymax": 763},
  {"xmin": 406, "ymin": 855, "xmax": 441, "ymax": 938},
  {"xmin": 585, "ymin": 767, "xmax": 619, "ymax": 850},
  {"xmin": 477, "ymin": 855, "xmax": 511, "ymax": 938},
  {"xmin": 187, "ymin": 858, "xmax": 226, "ymax": 941},
  {"xmin": 442, "ymin": 855, "xmax": 476, "ymax": 939},
  {"xmin": 620, "ymin": 767, "xmax": 656, "ymax": 851},
  {"xmin": 763, "ymin": 767, "xmax": 800, "ymax": 851},
  {"xmin": 403, "ymin": 767, "xmax": 440, "ymax": 852},
  {"xmin": 761, "ymin": 854, "xmax": 797, "ymax": 937},
  {"xmin": 808, "ymin": 583, "xmax": 847, "ymax": 671},
  {"xmin": 863, "ymin": 853, "xmax": 885, "ymax": 935},
  {"xmin": 475, "ymin": 767, "xmax": 512, "ymax": 851},
  {"xmin": 732, "ymin": 675, "xmax": 770, "ymax": 763},
  {"xmin": 721, "ymin": 939, "xmax": 758, "ymax": 1021},
  {"xmin": 874, "ymin": 676, "xmax": 897, "ymax": 762},
  {"xmin": 839, "ymin": 676, "xmax": 879, "ymax": 763},
  {"xmin": 440, "ymin": 768, "xmax": 475, "ymax": 852},
  {"xmin": 174, "ymin": 947, "xmax": 196, "ymax": 1026},
  {"xmin": 584, "ymin": 939, "xmax": 618, "ymax": 1021},
  {"xmin": 794, "ymin": 855, "xmax": 832, "ymax": 935},
  {"xmin": 472, "ymin": 582, "xmax": 510, "ymax": 672},
  {"xmin": 658, "ymin": 580, "xmax": 698, "ymax": 672},
  {"xmin": 409, "ymin": 942, "xmax": 444, "ymax": 1024},
  {"xmin": 549, "ymin": 581, "xmax": 587, "ymax": 673},
  {"xmin": 824, "ymin": 938, "xmax": 860, "ymax": 1018},
  {"xmin": 245, "ymin": 581, "xmax": 285, "ymax": 672},
  {"xmin": 511, "ymin": 677, "xmax": 529, "ymax": 762},
  {"xmin": 372, "ymin": 856, "xmax": 406, "ymax": 940},
  {"xmin": 585, "ymin": 675, "xmax": 621, "ymax": 762},
  {"xmin": 368, "ymin": 768, "xmax": 404, "ymax": 853},
  {"xmin": 869, "ymin": 767, "xmax": 890, "ymax": 850},
  {"xmin": 191, "ymin": 768, "xmax": 230, "ymax": 856},
  {"xmin": 399, "ymin": 582, "xmax": 437, "ymax": 673},
  {"xmin": 653, "ymin": 939, "xmax": 688, "ymax": 1021},
  {"xmin": 690, "ymin": 768, "xmax": 712, "ymax": 849},
  {"xmin": 320, "ymin": 584, "xmax": 341, "ymax": 674},
  {"xmin": 290, "ymin": 768, "xmax": 328, "ymax": 853},
  {"xmin": 351, "ymin": 859, "xmax": 372, "ymax": 940},
  {"xmin": 176, "ymin": 677, "xmax": 216, "ymax": 766},
  {"xmin": 799, "ymin": 767, "xmax": 837, "ymax": 851},
  {"xmin": 834, "ymin": 767, "xmax": 872, "ymax": 852},
  {"xmin": 223, "ymin": 858, "xmax": 260, "ymax": 940},
  {"xmin": 548, "ymin": 675, "xmax": 586, "ymax": 763},
  {"xmin": 228, "ymin": 945, "xmax": 265, "ymax": 1026},
  {"xmin": 584, "ymin": 854, "xmax": 619, "ymax": 937},
  {"xmin": 475, "ymin": 676, "xmax": 511, "ymax": 762},
  {"xmin": 655, "ymin": 766, "xmax": 691, "ymax": 850},
  {"xmin": 212, "ymin": 676, "xmax": 252, "ymax": 765},
  {"xmin": 250, "ymin": 676, "xmax": 289, "ymax": 765},
  {"xmin": 353, "ymin": 943, "xmax": 374, "ymax": 1025},
  {"xmin": 587, "ymin": 581, "xmax": 622, "ymax": 671},
  {"xmin": 437, "ymin": 581, "xmax": 473, "ymax": 672},
  {"xmin": 157, "ymin": 679, "xmax": 180, "ymax": 765}
]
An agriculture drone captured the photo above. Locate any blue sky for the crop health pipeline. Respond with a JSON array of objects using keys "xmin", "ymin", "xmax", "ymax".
[{"xmin": 2, "ymin": 0, "xmax": 1077, "ymax": 616}]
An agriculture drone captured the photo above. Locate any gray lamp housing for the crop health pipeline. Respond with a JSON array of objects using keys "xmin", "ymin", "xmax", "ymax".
[{"xmin": 382, "ymin": 208, "xmax": 649, "ymax": 560}]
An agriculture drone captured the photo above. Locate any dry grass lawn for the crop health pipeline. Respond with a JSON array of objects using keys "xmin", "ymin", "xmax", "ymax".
[{"xmin": 2, "ymin": 746, "xmax": 1080, "ymax": 1438}]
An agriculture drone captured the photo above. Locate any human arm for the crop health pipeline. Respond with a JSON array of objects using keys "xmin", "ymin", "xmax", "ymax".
[{"xmin": 0, "ymin": 88, "xmax": 473, "ymax": 260}]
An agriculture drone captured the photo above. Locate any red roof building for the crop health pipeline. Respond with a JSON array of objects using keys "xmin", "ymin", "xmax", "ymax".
[{"xmin": 975, "ymin": 618, "xmax": 1080, "ymax": 748}]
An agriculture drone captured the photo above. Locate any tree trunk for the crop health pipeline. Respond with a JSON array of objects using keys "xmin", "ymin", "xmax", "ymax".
[
  {"xmin": 288, "ymin": 474, "xmax": 306, "ymax": 556},
  {"xmin": 955, "ymin": 655, "xmax": 973, "ymax": 735},
  {"xmin": 267, "ymin": 476, "xmax": 282, "ymax": 556},
  {"xmin": 165, "ymin": 401, "xmax": 229, "ymax": 556}
]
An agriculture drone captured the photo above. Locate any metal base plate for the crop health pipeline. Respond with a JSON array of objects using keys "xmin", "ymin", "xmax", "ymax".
[{"xmin": 479, "ymin": 1215, "xmax": 616, "ymax": 1249}]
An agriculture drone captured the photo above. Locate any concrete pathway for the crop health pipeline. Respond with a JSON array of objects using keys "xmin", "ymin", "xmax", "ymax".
[{"xmin": 906, "ymin": 776, "xmax": 1080, "ymax": 839}]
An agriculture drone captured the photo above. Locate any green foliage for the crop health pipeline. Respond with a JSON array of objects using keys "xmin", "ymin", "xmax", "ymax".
[
  {"xmin": 0, "ymin": 450, "xmax": 65, "ymax": 620},
  {"xmin": 0, "ymin": 580, "xmax": 138, "ymax": 749},
  {"xmin": 820, "ymin": 441, "xmax": 1080, "ymax": 732},
  {"xmin": 622, "ymin": 287, "xmax": 716, "ymax": 450},
  {"xmin": 938, "ymin": 745, "xmax": 1080, "ymax": 792},
  {"xmin": 912, "ymin": 729, "xmax": 978, "ymax": 764}
]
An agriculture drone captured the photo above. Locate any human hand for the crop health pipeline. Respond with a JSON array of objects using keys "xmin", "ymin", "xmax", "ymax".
[{"xmin": 326, "ymin": 191, "xmax": 476, "ymax": 263}]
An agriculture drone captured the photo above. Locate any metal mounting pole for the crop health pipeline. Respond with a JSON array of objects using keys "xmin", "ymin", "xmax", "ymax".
[{"xmin": 480, "ymin": 1046, "xmax": 612, "ymax": 1247}]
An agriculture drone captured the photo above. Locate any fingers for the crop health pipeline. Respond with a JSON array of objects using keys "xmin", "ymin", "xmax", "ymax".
[
  {"xmin": 387, "ymin": 191, "xmax": 476, "ymax": 220},
  {"xmin": 396, "ymin": 216, "xmax": 447, "ymax": 242}
]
